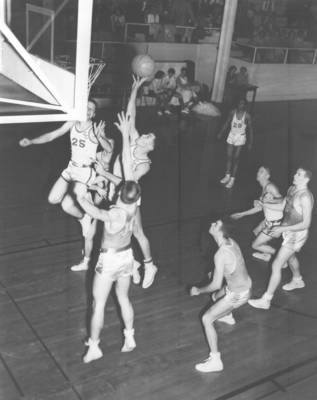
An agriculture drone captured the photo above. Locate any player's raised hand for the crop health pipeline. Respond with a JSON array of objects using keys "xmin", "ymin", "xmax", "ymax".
[
  {"xmin": 94, "ymin": 120, "xmax": 106, "ymax": 138},
  {"xmin": 114, "ymin": 111, "xmax": 130, "ymax": 136},
  {"xmin": 19, "ymin": 138, "xmax": 32, "ymax": 147},
  {"xmin": 132, "ymin": 75, "xmax": 147, "ymax": 91}
]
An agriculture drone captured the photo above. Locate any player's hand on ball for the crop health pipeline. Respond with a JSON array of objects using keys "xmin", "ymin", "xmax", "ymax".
[
  {"xmin": 19, "ymin": 138, "xmax": 31, "ymax": 147},
  {"xmin": 190, "ymin": 286, "xmax": 200, "ymax": 296}
]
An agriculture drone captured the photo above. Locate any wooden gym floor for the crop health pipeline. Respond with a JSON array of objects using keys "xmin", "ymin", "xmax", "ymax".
[{"xmin": 1, "ymin": 101, "xmax": 317, "ymax": 399}]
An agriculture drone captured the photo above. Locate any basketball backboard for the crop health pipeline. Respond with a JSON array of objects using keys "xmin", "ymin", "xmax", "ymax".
[{"xmin": 0, "ymin": 0, "xmax": 93, "ymax": 123}]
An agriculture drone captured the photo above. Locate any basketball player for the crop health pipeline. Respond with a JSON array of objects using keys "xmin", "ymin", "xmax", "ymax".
[
  {"xmin": 190, "ymin": 219, "xmax": 252, "ymax": 372},
  {"xmin": 218, "ymin": 99, "xmax": 254, "ymax": 189},
  {"xmin": 248, "ymin": 168, "xmax": 314, "ymax": 310},
  {"xmin": 80, "ymin": 112, "xmax": 141, "ymax": 363},
  {"xmin": 19, "ymin": 99, "xmax": 109, "ymax": 235},
  {"xmin": 70, "ymin": 129, "xmax": 115, "ymax": 272},
  {"xmin": 109, "ymin": 76, "xmax": 157, "ymax": 289},
  {"xmin": 231, "ymin": 166, "xmax": 285, "ymax": 261}
]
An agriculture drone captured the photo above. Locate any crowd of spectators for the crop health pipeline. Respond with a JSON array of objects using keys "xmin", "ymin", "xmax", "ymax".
[
  {"xmin": 235, "ymin": 0, "xmax": 317, "ymax": 48},
  {"xmin": 87, "ymin": 0, "xmax": 225, "ymax": 42}
]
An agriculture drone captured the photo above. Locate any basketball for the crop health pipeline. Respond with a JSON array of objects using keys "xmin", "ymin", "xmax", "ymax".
[{"xmin": 131, "ymin": 54, "xmax": 155, "ymax": 78}]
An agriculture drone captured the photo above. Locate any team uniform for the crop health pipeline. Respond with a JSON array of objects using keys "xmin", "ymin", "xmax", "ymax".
[
  {"xmin": 281, "ymin": 187, "xmax": 314, "ymax": 252},
  {"xmin": 258, "ymin": 183, "xmax": 285, "ymax": 237},
  {"xmin": 95, "ymin": 205, "xmax": 135, "ymax": 281},
  {"xmin": 216, "ymin": 239, "xmax": 252, "ymax": 312},
  {"xmin": 130, "ymin": 143, "xmax": 151, "ymax": 207},
  {"xmin": 61, "ymin": 122, "xmax": 98, "ymax": 185},
  {"xmin": 226, "ymin": 112, "xmax": 247, "ymax": 146}
]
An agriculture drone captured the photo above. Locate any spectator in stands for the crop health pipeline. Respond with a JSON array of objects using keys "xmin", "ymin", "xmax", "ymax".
[
  {"xmin": 226, "ymin": 65, "xmax": 238, "ymax": 86},
  {"xmin": 111, "ymin": 6, "xmax": 126, "ymax": 40},
  {"xmin": 149, "ymin": 70, "xmax": 170, "ymax": 116},
  {"xmin": 176, "ymin": 67, "xmax": 198, "ymax": 114},
  {"xmin": 162, "ymin": 68, "xmax": 177, "ymax": 114},
  {"xmin": 236, "ymin": 67, "xmax": 249, "ymax": 87},
  {"xmin": 170, "ymin": 0, "xmax": 196, "ymax": 43}
]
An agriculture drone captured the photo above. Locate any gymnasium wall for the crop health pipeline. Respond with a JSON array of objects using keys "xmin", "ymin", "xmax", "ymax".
[{"xmin": 230, "ymin": 57, "xmax": 317, "ymax": 101}]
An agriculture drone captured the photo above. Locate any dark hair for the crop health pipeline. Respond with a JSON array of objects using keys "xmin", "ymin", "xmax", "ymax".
[
  {"xmin": 181, "ymin": 67, "xmax": 188, "ymax": 74},
  {"xmin": 119, "ymin": 181, "xmax": 141, "ymax": 204},
  {"xmin": 219, "ymin": 218, "xmax": 233, "ymax": 239},
  {"xmin": 155, "ymin": 70, "xmax": 165, "ymax": 79},
  {"xmin": 237, "ymin": 98, "xmax": 248, "ymax": 107},
  {"xmin": 168, "ymin": 68, "xmax": 175, "ymax": 74}
]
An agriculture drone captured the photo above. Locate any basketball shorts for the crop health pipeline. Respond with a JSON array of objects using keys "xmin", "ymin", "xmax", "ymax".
[
  {"xmin": 223, "ymin": 285, "xmax": 251, "ymax": 309},
  {"xmin": 282, "ymin": 230, "xmax": 308, "ymax": 253},
  {"xmin": 95, "ymin": 247, "xmax": 133, "ymax": 281},
  {"xmin": 226, "ymin": 132, "xmax": 246, "ymax": 146},
  {"xmin": 61, "ymin": 161, "xmax": 96, "ymax": 185},
  {"xmin": 261, "ymin": 219, "xmax": 282, "ymax": 237}
]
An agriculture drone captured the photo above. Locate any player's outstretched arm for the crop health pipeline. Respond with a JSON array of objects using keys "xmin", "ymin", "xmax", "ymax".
[
  {"xmin": 115, "ymin": 111, "xmax": 134, "ymax": 181},
  {"xmin": 19, "ymin": 121, "xmax": 74, "ymax": 146},
  {"xmin": 126, "ymin": 75, "xmax": 147, "ymax": 142}
]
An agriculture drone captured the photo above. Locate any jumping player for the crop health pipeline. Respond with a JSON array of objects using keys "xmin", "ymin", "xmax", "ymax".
[
  {"xmin": 231, "ymin": 166, "xmax": 285, "ymax": 261},
  {"xmin": 248, "ymin": 168, "xmax": 314, "ymax": 310},
  {"xmin": 109, "ymin": 76, "xmax": 158, "ymax": 289},
  {"xmin": 190, "ymin": 219, "xmax": 252, "ymax": 372},
  {"xmin": 19, "ymin": 99, "xmax": 109, "ymax": 235},
  {"xmin": 218, "ymin": 99, "xmax": 254, "ymax": 189}
]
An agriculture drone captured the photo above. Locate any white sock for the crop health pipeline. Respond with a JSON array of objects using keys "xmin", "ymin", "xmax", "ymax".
[
  {"xmin": 293, "ymin": 276, "xmax": 303, "ymax": 281},
  {"xmin": 209, "ymin": 351, "xmax": 221, "ymax": 358}
]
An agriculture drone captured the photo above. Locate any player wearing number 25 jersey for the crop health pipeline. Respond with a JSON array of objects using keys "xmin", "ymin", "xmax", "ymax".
[{"xmin": 61, "ymin": 121, "xmax": 99, "ymax": 185}]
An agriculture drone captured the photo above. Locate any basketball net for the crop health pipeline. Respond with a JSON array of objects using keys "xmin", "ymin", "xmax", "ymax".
[
  {"xmin": 54, "ymin": 56, "xmax": 106, "ymax": 95},
  {"xmin": 88, "ymin": 57, "xmax": 106, "ymax": 94}
]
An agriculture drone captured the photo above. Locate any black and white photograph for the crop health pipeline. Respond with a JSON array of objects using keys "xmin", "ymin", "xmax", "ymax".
[{"xmin": 1, "ymin": 0, "xmax": 317, "ymax": 399}]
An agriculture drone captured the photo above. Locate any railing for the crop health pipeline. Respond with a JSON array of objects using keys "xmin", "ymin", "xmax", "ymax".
[
  {"xmin": 234, "ymin": 41, "xmax": 317, "ymax": 64},
  {"xmin": 123, "ymin": 22, "xmax": 220, "ymax": 44}
]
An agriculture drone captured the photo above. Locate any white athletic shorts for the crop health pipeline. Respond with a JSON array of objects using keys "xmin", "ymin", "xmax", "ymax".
[
  {"xmin": 61, "ymin": 161, "xmax": 96, "ymax": 185},
  {"xmin": 226, "ymin": 132, "xmax": 246, "ymax": 146},
  {"xmin": 95, "ymin": 248, "xmax": 133, "ymax": 281},
  {"xmin": 223, "ymin": 286, "xmax": 251, "ymax": 308},
  {"xmin": 282, "ymin": 230, "xmax": 308, "ymax": 253}
]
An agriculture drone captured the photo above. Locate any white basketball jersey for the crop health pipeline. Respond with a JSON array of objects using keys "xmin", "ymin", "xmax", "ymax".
[
  {"xmin": 70, "ymin": 123, "xmax": 98, "ymax": 165},
  {"xmin": 230, "ymin": 112, "xmax": 247, "ymax": 136}
]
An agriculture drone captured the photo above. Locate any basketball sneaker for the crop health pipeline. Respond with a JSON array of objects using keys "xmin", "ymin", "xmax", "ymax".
[
  {"xmin": 121, "ymin": 328, "xmax": 136, "ymax": 352},
  {"xmin": 282, "ymin": 277, "xmax": 305, "ymax": 291},
  {"xmin": 220, "ymin": 174, "xmax": 230, "ymax": 184},
  {"xmin": 195, "ymin": 353, "xmax": 223, "ymax": 372},
  {"xmin": 248, "ymin": 296, "xmax": 271, "ymax": 310},
  {"xmin": 83, "ymin": 338, "xmax": 103, "ymax": 363},
  {"xmin": 132, "ymin": 260, "xmax": 141, "ymax": 285},
  {"xmin": 142, "ymin": 263, "xmax": 158, "ymax": 289},
  {"xmin": 225, "ymin": 177, "xmax": 235, "ymax": 189},
  {"xmin": 70, "ymin": 258, "xmax": 89, "ymax": 272}
]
